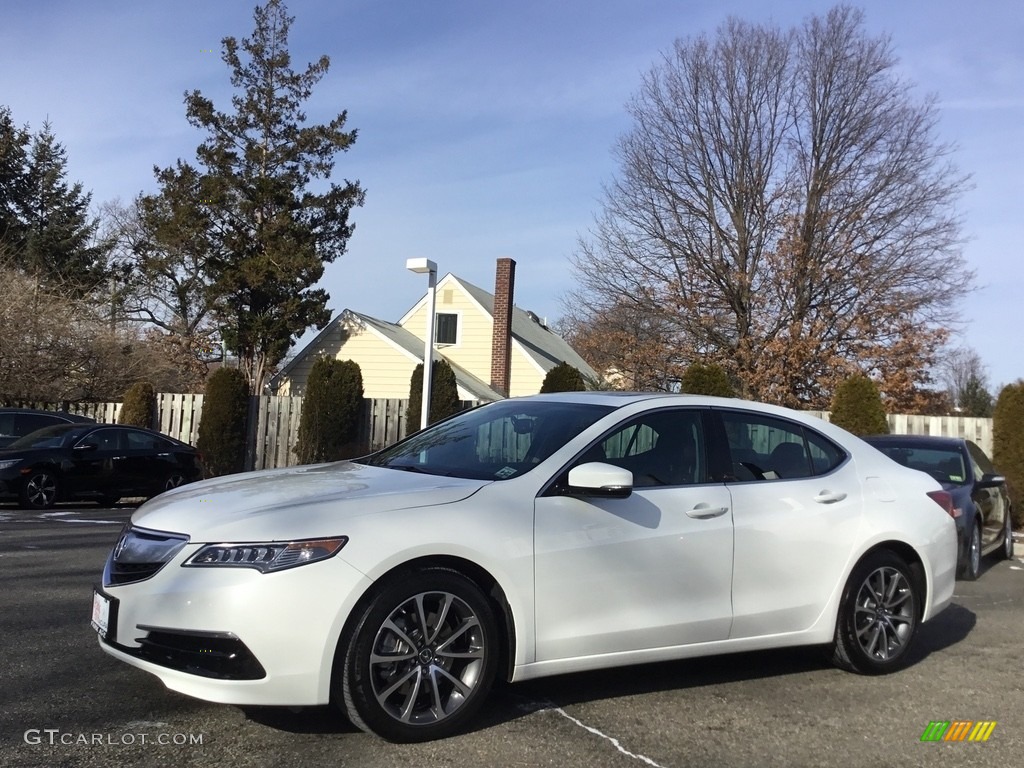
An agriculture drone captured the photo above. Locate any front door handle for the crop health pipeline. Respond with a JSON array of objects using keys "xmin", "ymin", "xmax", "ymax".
[
  {"xmin": 686, "ymin": 504, "xmax": 729, "ymax": 519},
  {"xmin": 814, "ymin": 490, "xmax": 847, "ymax": 504}
]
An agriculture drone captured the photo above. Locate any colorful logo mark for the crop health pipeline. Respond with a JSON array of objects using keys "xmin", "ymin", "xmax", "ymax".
[{"xmin": 920, "ymin": 721, "xmax": 996, "ymax": 742}]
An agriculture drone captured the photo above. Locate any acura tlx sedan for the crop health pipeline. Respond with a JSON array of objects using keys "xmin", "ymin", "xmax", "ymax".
[{"xmin": 93, "ymin": 393, "xmax": 958, "ymax": 742}]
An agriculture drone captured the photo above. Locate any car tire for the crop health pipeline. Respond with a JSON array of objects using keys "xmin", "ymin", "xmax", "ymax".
[
  {"xmin": 20, "ymin": 469, "xmax": 59, "ymax": 510},
  {"xmin": 997, "ymin": 512, "xmax": 1014, "ymax": 561},
  {"xmin": 338, "ymin": 568, "xmax": 499, "ymax": 742},
  {"xmin": 831, "ymin": 550, "xmax": 920, "ymax": 675},
  {"xmin": 959, "ymin": 521, "xmax": 982, "ymax": 581}
]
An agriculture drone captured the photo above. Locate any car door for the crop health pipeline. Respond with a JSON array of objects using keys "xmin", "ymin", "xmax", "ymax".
[
  {"xmin": 534, "ymin": 408, "xmax": 734, "ymax": 662},
  {"xmin": 711, "ymin": 408, "xmax": 862, "ymax": 639},
  {"xmin": 967, "ymin": 441, "xmax": 1007, "ymax": 548},
  {"xmin": 123, "ymin": 429, "xmax": 176, "ymax": 496},
  {"xmin": 65, "ymin": 428, "xmax": 127, "ymax": 498}
]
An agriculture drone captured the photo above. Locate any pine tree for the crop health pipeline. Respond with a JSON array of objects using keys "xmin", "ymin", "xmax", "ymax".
[
  {"xmin": 17, "ymin": 121, "xmax": 108, "ymax": 293},
  {"xmin": 0, "ymin": 106, "xmax": 30, "ymax": 246},
  {"xmin": 147, "ymin": 0, "xmax": 364, "ymax": 394}
]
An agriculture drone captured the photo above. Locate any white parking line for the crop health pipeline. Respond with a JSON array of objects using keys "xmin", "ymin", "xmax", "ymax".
[{"xmin": 516, "ymin": 698, "xmax": 666, "ymax": 768}]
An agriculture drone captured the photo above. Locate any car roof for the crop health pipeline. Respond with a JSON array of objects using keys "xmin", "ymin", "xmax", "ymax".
[{"xmin": 0, "ymin": 407, "xmax": 95, "ymax": 422}]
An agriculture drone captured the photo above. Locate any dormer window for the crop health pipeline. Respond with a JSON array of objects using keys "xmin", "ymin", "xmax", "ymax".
[{"xmin": 435, "ymin": 313, "xmax": 458, "ymax": 345}]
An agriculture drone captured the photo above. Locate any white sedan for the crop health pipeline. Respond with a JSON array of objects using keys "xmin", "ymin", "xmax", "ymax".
[{"xmin": 93, "ymin": 393, "xmax": 957, "ymax": 742}]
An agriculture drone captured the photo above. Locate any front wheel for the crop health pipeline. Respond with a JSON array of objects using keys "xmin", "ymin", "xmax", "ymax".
[
  {"xmin": 20, "ymin": 470, "xmax": 59, "ymax": 509},
  {"xmin": 831, "ymin": 551, "xmax": 920, "ymax": 674},
  {"xmin": 338, "ymin": 569, "xmax": 499, "ymax": 742}
]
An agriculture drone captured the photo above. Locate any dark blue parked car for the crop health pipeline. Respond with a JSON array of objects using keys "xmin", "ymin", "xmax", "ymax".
[{"xmin": 864, "ymin": 434, "xmax": 1014, "ymax": 580}]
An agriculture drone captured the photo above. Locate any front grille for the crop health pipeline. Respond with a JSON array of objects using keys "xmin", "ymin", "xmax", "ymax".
[
  {"xmin": 133, "ymin": 628, "xmax": 266, "ymax": 680},
  {"xmin": 103, "ymin": 526, "xmax": 189, "ymax": 586}
]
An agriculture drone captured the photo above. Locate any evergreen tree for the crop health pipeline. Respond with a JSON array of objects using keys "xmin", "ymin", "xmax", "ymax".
[
  {"xmin": 17, "ymin": 121, "xmax": 108, "ymax": 292},
  {"xmin": 679, "ymin": 362, "xmax": 735, "ymax": 397},
  {"xmin": 196, "ymin": 367, "xmax": 250, "ymax": 476},
  {"xmin": 118, "ymin": 381, "xmax": 156, "ymax": 428},
  {"xmin": 0, "ymin": 106, "xmax": 30, "ymax": 246},
  {"xmin": 829, "ymin": 374, "xmax": 889, "ymax": 436},
  {"xmin": 993, "ymin": 382, "xmax": 1024, "ymax": 529},
  {"xmin": 540, "ymin": 362, "xmax": 586, "ymax": 393},
  {"xmin": 295, "ymin": 357, "xmax": 364, "ymax": 463},
  {"xmin": 407, "ymin": 359, "xmax": 461, "ymax": 433},
  {"xmin": 149, "ymin": 0, "xmax": 364, "ymax": 394}
]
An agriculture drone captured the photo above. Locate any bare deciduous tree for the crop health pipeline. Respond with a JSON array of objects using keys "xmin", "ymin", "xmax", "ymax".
[{"xmin": 568, "ymin": 5, "xmax": 971, "ymax": 410}]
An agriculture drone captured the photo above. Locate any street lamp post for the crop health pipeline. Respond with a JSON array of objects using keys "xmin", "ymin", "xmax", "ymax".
[{"xmin": 406, "ymin": 258, "xmax": 438, "ymax": 430}]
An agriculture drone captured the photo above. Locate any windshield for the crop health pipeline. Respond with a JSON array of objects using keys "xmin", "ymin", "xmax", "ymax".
[
  {"xmin": 359, "ymin": 400, "xmax": 614, "ymax": 480},
  {"xmin": 873, "ymin": 444, "xmax": 968, "ymax": 486},
  {"xmin": 7, "ymin": 424, "xmax": 81, "ymax": 450}
]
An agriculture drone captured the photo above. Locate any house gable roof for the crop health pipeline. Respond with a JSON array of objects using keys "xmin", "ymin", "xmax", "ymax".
[
  {"xmin": 397, "ymin": 273, "xmax": 598, "ymax": 381},
  {"xmin": 270, "ymin": 309, "xmax": 503, "ymax": 402}
]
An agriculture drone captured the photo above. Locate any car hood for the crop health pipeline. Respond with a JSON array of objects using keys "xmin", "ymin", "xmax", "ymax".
[{"xmin": 131, "ymin": 461, "xmax": 489, "ymax": 541}]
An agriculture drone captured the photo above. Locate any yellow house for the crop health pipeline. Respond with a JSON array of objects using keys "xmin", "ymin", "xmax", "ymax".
[{"xmin": 270, "ymin": 259, "xmax": 598, "ymax": 401}]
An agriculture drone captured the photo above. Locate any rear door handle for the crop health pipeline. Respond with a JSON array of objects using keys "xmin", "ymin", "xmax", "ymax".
[
  {"xmin": 814, "ymin": 490, "xmax": 847, "ymax": 504},
  {"xmin": 686, "ymin": 504, "xmax": 729, "ymax": 519}
]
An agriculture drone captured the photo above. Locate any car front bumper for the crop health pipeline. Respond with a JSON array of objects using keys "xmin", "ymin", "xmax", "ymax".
[{"xmin": 97, "ymin": 544, "xmax": 373, "ymax": 706}]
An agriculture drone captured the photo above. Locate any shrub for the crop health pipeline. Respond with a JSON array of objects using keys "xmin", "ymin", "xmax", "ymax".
[
  {"xmin": 993, "ymin": 381, "xmax": 1024, "ymax": 529},
  {"xmin": 118, "ymin": 381, "xmax": 155, "ymax": 428},
  {"xmin": 829, "ymin": 374, "xmax": 889, "ymax": 436},
  {"xmin": 407, "ymin": 359, "xmax": 461, "ymax": 433},
  {"xmin": 540, "ymin": 362, "xmax": 586, "ymax": 393},
  {"xmin": 679, "ymin": 362, "xmax": 735, "ymax": 397},
  {"xmin": 294, "ymin": 358, "xmax": 365, "ymax": 463},
  {"xmin": 196, "ymin": 367, "xmax": 249, "ymax": 477}
]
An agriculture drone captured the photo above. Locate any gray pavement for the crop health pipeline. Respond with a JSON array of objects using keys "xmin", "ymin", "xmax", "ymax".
[{"xmin": 1, "ymin": 504, "xmax": 1022, "ymax": 768}]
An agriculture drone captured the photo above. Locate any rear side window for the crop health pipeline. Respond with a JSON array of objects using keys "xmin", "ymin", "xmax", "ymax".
[
  {"xmin": 719, "ymin": 410, "xmax": 845, "ymax": 481},
  {"xmin": 16, "ymin": 413, "xmax": 63, "ymax": 435}
]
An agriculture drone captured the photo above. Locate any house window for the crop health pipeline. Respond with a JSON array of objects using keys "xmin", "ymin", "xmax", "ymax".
[{"xmin": 435, "ymin": 313, "xmax": 458, "ymax": 345}]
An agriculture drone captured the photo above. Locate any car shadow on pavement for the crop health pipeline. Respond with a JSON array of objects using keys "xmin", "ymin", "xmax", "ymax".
[{"xmin": 237, "ymin": 602, "xmax": 976, "ymax": 737}]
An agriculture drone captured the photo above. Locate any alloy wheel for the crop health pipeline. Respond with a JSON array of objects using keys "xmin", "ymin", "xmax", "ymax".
[
  {"xmin": 25, "ymin": 472, "xmax": 57, "ymax": 509},
  {"xmin": 368, "ymin": 591, "xmax": 486, "ymax": 727},
  {"xmin": 852, "ymin": 566, "xmax": 915, "ymax": 662}
]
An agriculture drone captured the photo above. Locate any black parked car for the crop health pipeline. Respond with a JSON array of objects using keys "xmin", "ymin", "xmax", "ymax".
[
  {"xmin": 0, "ymin": 408, "xmax": 95, "ymax": 448},
  {"xmin": 863, "ymin": 434, "xmax": 1014, "ymax": 579},
  {"xmin": 0, "ymin": 423, "xmax": 202, "ymax": 509}
]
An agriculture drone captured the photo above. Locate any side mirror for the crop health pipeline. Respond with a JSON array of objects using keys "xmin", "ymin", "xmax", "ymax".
[
  {"xmin": 976, "ymin": 473, "xmax": 1006, "ymax": 489},
  {"xmin": 566, "ymin": 462, "xmax": 633, "ymax": 499}
]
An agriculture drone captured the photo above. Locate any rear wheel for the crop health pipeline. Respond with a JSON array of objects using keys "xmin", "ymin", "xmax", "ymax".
[
  {"xmin": 831, "ymin": 550, "xmax": 920, "ymax": 674},
  {"xmin": 959, "ymin": 521, "xmax": 982, "ymax": 581},
  {"xmin": 20, "ymin": 470, "xmax": 58, "ymax": 509},
  {"xmin": 338, "ymin": 568, "xmax": 499, "ymax": 742},
  {"xmin": 997, "ymin": 513, "xmax": 1014, "ymax": 561}
]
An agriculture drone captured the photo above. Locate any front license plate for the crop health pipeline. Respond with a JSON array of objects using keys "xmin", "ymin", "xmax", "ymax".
[{"xmin": 91, "ymin": 590, "xmax": 112, "ymax": 639}]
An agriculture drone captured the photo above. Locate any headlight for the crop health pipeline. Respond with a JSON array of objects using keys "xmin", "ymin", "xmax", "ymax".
[
  {"xmin": 0, "ymin": 459, "xmax": 22, "ymax": 470},
  {"xmin": 184, "ymin": 536, "xmax": 348, "ymax": 573}
]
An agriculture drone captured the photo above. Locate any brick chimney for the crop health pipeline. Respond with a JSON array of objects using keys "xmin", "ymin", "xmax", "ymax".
[{"xmin": 490, "ymin": 258, "xmax": 516, "ymax": 398}]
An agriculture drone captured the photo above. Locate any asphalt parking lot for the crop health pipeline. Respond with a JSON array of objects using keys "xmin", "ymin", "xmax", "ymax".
[{"xmin": 1, "ymin": 503, "xmax": 1022, "ymax": 768}]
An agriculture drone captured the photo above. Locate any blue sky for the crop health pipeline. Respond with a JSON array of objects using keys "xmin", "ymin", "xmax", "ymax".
[{"xmin": 2, "ymin": 0, "xmax": 1021, "ymax": 389}]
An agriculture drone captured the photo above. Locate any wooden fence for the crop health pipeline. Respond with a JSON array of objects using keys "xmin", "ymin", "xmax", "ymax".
[{"xmin": 14, "ymin": 397, "xmax": 997, "ymax": 471}]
